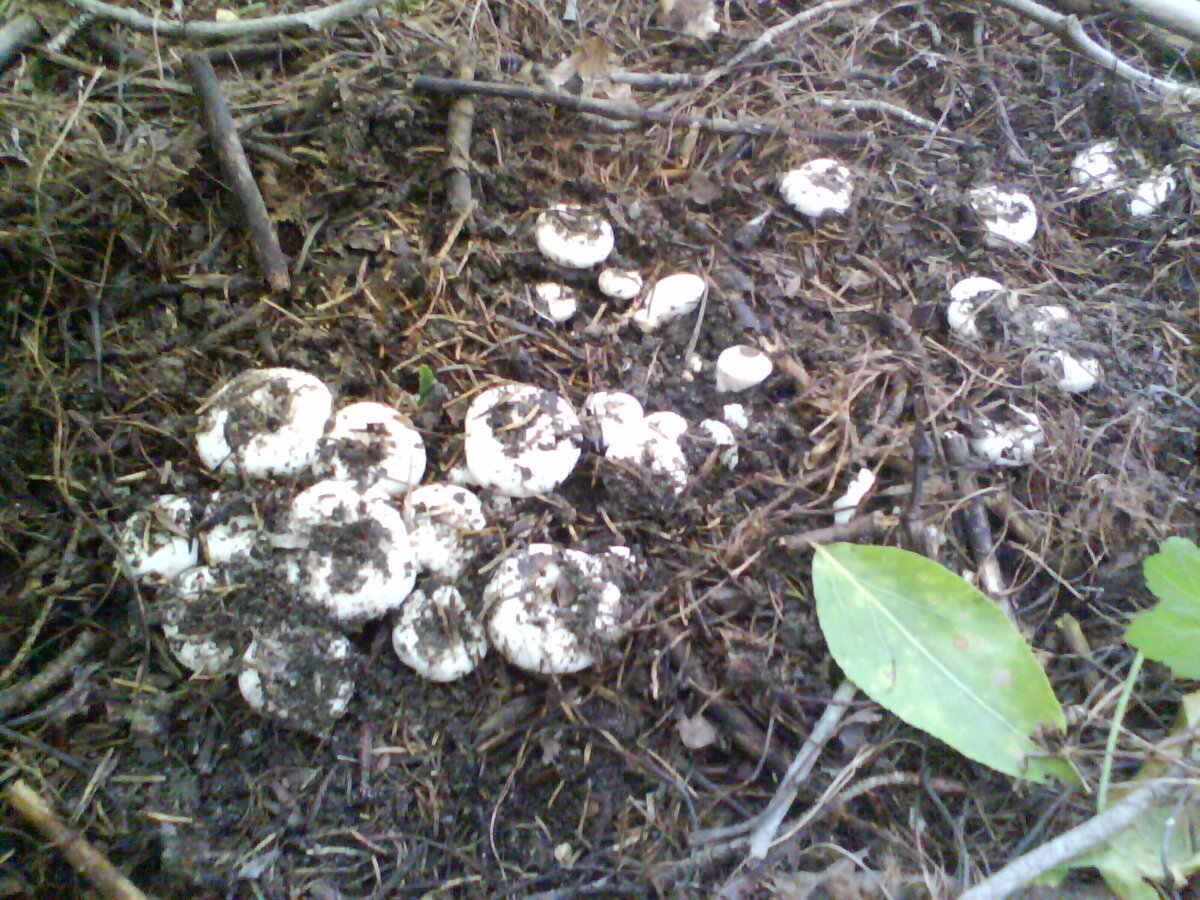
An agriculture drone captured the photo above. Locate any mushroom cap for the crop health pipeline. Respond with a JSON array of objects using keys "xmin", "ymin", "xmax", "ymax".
[
  {"xmin": 119, "ymin": 494, "xmax": 198, "ymax": 581},
  {"xmin": 1071, "ymin": 141, "xmax": 1123, "ymax": 191},
  {"xmin": 722, "ymin": 403, "xmax": 749, "ymax": 430},
  {"xmin": 403, "ymin": 483, "xmax": 487, "ymax": 581},
  {"xmin": 597, "ymin": 268, "xmax": 644, "ymax": 301},
  {"xmin": 464, "ymin": 384, "xmax": 582, "ymax": 497},
  {"xmin": 238, "ymin": 621, "xmax": 356, "ymax": 732},
  {"xmin": 158, "ymin": 566, "xmax": 239, "ymax": 677},
  {"xmin": 311, "ymin": 401, "xmax": 426, "ymax": 499},
  {"xmin": 1052, "ymin": 351, "xmax": 1101, "ymax": 393},
  {"xmin": 969, "ymin": 410, "xmax": 1044, "ymax": 466},
  {"xmin": 1027, "ymin": 305, "xmax": 1071, "ymax": 336},
  {"xmin": 392, "ymin": 585, "xmax": 488, "ymax": 681},
  {"xmin": 283, "ymin": 480, "xmax": 417, "ymax": 623},
  {"xmin": 484, "ymin": 544, "xmax": 625, "ymax": 675},
  {"xmin": 1129, "ymin": 170, "xmax": 1176, "ymax": 217},
  {"xmin": 715, "ymin": 345, "xmax": 773, "ymax": 393},
  {"xmin": 531, "ymin": 283, "xmax": 579, "ymax": 323},
  {"xmin": 832, "ymin": 468, "xmax": 876, "ymax": 524},
  {"xmin": 643, "ymin": 410, "xmax": 689, "ymax": 442},
  {"xmin": 632, "ymin": 273, "xmax": 707, "ymax": 332},
  {"xmin": 946, "ymin": 277, "xmax": 1007, "ymax": 340},
  {"xmin": 535, "ymin": 204, "xmax": 615, "ymax": 268},
  {"xmin": 605, "ymin": 427, "xmax": 690, "ymax": 495},
  {"xmin": 779, "ymin": 159, "xmax": 854, "ymax": 217},
  {"xmin": 583, "ymin": 391, "xmax": 646, "ymax": 451},
  {"xmin": 696, "ymin": 419, "xmax": 738, "ymax": 468},
  {"xmin": 968, "ymin": 186, "xmax": 1038, "ymax": 245},
  {"xmin": 195, "ymin": 367, "xmax": 333, "ymax": 479}
]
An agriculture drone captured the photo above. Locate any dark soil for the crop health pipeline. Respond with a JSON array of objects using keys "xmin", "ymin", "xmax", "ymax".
[{"xmin": 2, "ymin": 1, "xmax": 1198, "ymax": 898}]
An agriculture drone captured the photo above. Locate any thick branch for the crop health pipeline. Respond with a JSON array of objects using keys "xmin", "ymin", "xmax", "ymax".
[
  {"xmin": 0, "ymin": 14, "xmax": 43, "ymax": 71},
  {"xmin": 62, "ymin": 0, "xmax": 381, "ymax": 39},
  {"xmin": 1112, "ymin": 0, "xmax": 1200, "ymax": 40}
]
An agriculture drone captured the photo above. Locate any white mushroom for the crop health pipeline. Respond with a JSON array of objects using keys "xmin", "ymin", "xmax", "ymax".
[
  {"xmin": 200, "ymin": 495, "xmax": 261, "ymax": 566},
  {"xmin": 463, "ymin": 384, "xmax": 582, "ymax": 497},
  {"xmin": 722, "ymin": 404, "xmax": 749, "ymax": 430},
  {"xmin": 968, "ymin": 186, "xmax": 1039, "ymax": 245},
  {"xmin": 832, "ymin": 468, "xmax": 876, "ymax": 524},
  {"xmin": 605, "ymin": 427, "xmax": 690, "ymax": 495},
  {"xmin": 597, "ymin": 268, "xmax": 644, "ymax": 301},
  {"xmin": 644, "ymin": 410, "xmax": 689, "ymax": 442},
  {"xmin": 1051, "ymin": 351, "xmax": 1101, "ymax": 393},
  {"xmin": 1128, "ymin": 169, "xmax": 1176, "ymax": 217},
  {"xmin": 403, "ymin": 483, "xmax": 487, "ymax": 581},
  {"xmin": 715, "ymin": 345, "xmax": 773, "ymax": 393},
  {"xmin": 1070, "ymin": 141, "xmax": 1123, "ymax": 192},
  {"xmin": 119, "ymin": 495, "xmax": 198, "ymax": 581},
  {"xmin": 311, "ymin": 401, "xmax": 426, "ymax": 499},
  {"xmin": 158, "ymin": 566, "xmax": 238, "ymax": 677},
  {"xmin": 583, "ymin": 391, "xmax": 646, "ymax": 451},
  {"xmin": 238, "ymin": 622, "xmax": 356, "ymax": 732},
  {"xmin": 535, "ymin": 204, "xmax": 615, "ymax": 268},
  {"xmin": 195, "ymin": 367, "xmax": 332, "ymax": 479},
  {"xmin": 1027, "ymin": 305, "xmax": 1072, "ymax": 336},
  {"xmin": 947, "ymin": 277, "xmax": 1009, "ymax": 341},
  {"xmin": 392, "ymin": 585, "xmax": 487, "ymax": 682},
  {"xmin": 484, "ymin": 544, "xmax": 626, "ymax": 675},
  {"xmin": 632, "ymin": 273, "xmax": 707, "ymax": 332},
  {"xmin": 283, "ymin": 480, "xmax": 416, "ymax": 623},
  {"xmin": 696, "ymin": 419, "xmax": 738, "ymax": 468},
  {"xmin": 779, "ymin": 159, "xmax": 855, "ymax": 217},
  {"xmin": 969, "ymin": 408, "xmax": 1045, "ymax": 466},
  {"xmin": 531, "ymin": 283, "xmax": 579, "ymax": 324}
]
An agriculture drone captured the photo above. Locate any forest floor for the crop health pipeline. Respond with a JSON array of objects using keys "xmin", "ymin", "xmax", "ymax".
[{"xmin": 1, "ymin": 0, "xmax": 1198, "ymax": 897}]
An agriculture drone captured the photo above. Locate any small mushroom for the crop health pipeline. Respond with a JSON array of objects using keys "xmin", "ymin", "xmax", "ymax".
[
  {"xmin": 832, "ymin": 468, "xmax": 876, "ymax": 524},
  {"xmin": 311, "ymin": 401, "xmax": 426, "ymax": 499},
  {"xmin": 238, "ymin": 621, "xmax": 357, "ymax": 732},
  {"xmin": 969, "ymin": 408, "xmax": 1044, "ymax": 466},
  {"xmin": 158, "ymin": 566, "xmax": 239, "ymax": 677},
  {"xmin": 605, "ymin": 427, "xmax": 690, "ymax": 495},
  {"xmin": 1071, "ymin": 141, "xmax": 1123, "ymax": 192},
  {"xmin": 722, "ymin": 404, "xmax": 749, "ymax": 430},
  {"xmin": 119, "ymin": 495, "xmax": 198, "ymax": 581},
  {"xmin": 531, "ymin": 283, "xmax": 579, "ymax": 323},
  {"xmin": 392, "ymin": 585, "xmax": 488, "ymax": 682},
  {"xmin": 779, "ymin": 159, "xmax": 854, "ymax": 217},
  {"xmin": 464, "ymin": 384, "xmax": 582, "ymax": 497},
  {"xmin": 968, "ymin": 186, "xmax": 1038, "ymax": 245},
  {"xmin": 1128, "ymin": 169, "xmax": 1176, "ymax": 217},
  {"xmin": 535, "ymin": 204, "xmax": 615, "ymax": 268},
  {"xmin": 715, "ymin": 345, "xmax": 773, "ymax": 393},
  {"xmin": 632, "ymin": 273, "xmax": 707, "ymax": 332},
  {"xmin": 195, "ymin": 367, "xmax": 333, "ymax": 479},
  {"xmin": 283, "ymin": 480, "xmax": 417, "ymax": 623},
  {"xmin": 484, "ymin": 544, "xmax": 626, "ymax": 675},
  {"xmin": 946, "ymin": 277, "xmax": 1009, "ymax": 341},
  {"xmin": 597, "ymin": 268, "xmax": 644, "ymax": 301},
  {"xmin": 644, "ymin": 410, "xmax": 689, "ymax": 442},
  {"xmin": 1051, "ymin": 350, "xmax": 1101, "ymax": 393},
  {"xmin": 403, "ymin": 483, "xmax": 487, "ymax": 581},
  {"xmin": 696, "ymin": 419, "xmax": 738, "ymax": 468}
]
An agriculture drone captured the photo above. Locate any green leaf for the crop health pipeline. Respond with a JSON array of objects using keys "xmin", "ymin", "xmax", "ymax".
[
  {"xmin": 812, "ymin": 543, "xmax": 1068, "ymax": 782},
  {"xmin": 1126, "ymin": 537, "xmax": 1200, "ymax": 679},
  {"xmin": 1045, "ymin": 690, "xmax": 1200, "ymax": 900},
  {"xmin": 416, "ymin": 364, "xmax": 436, "ymax": 404}
]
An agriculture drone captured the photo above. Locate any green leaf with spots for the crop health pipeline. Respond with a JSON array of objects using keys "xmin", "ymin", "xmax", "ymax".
[
  {"xmin": 812, "ymin": 543, "xmax": 1069, "ymax": 782},
  {"xmin": 1126, "ymin": 537, "xmax": 1200, "ymax": 679}
]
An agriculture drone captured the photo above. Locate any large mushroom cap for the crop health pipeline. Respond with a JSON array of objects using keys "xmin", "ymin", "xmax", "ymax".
[
  {"xmin": 119, "ymin": 494, "xmax": 199, "ymax": 581},
  {"xmin": 196, "ymin": 367, "xmax": 333, "ymax": 479},
  {"xmin": 464, "ymin": 384, "xmax": 582, "ymax": 497},
  {"xmin": 535, "ymin": 204, "xmax": 615, "ymax": 269},
  {"xmin": 779, "ymin": 159, "xmax": 854, "ymax": 217},
  {"xmin": 392, "ymin": 585, "xmax": 487, "ymax": 682},
  {"xmin": 312, "ymin": 401, "xmax": 426, "ymax": 499}
]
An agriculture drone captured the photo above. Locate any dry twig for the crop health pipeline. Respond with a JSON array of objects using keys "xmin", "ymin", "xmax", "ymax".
[
  {"xmin": 184, "ymin": 53, "xmax": 290, "ymax": 293},
  {"xmin": 3, "ymin": 780, "xmax": 151, "ymax": 900},
  {"xmin": 62, "ymin": 0, "xmax": 382, "ymax": 39}
]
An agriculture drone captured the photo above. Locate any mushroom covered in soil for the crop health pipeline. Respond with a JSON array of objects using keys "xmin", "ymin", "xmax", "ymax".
[
  {"xmin": 464, "ymin": 383, "xmax": 582, "ymax": 497},
  {"xmin": 195, "ymin": 367, "xmax": 333, "ymax": 479},
  {"xmin": 969, "ymin": 408, "xmax": 1045, "ymax": 466},
  {"xmin": 946, "ymin": 277, "xmax": 1009, "ymax": 341},
  {"xmin": 119, "ymin": 495, "xmax": 199, "ymax": 581},
  {"xmin": 597, "ymin": 268, "xmax": 643, "ymax": 301},
  {"xmin": 283, "ymin": 479, "xmax": 417, "ymax": 623},
  {"xmin": 695, "ymin": 419, "xmax": 739, "ymax": 469},
  {"xmin": 535, "ymin": 204, "xmax": 615, "ymax": 269},
  {"xmin": 1128, "ymin": 169, "xmax": 1176, "ymax": 217},
  {"xmin": 198, "ymin": 491, "xmax": 263, "ymax": 567},
  {"xmin": 403, "ymin": 483, "xmax": 487, "ymax": 581},
  {"xmin": 583, "ymin": 391, "xmax": 646, "ymax": 451},
  {"xmin": 1049, "ymin": 350, "xmax": 1101, "ymax": 393},
  {"xmin": 157, "ymin": 566, "xmax": 239, "ymax": 677},
  {"xmin": 238, "ymin": 621, "xmax": 357, "ymax": 732},
  {"xmin": 531, "ymin": 283, "xmax": 579, "ymax": 323},
  {"xmin": 715, "ymin": 345, "xmax": 773, "ymax": 393},
  {"xmin": 1071, "ymin": 141, "xmax": 1123, "ymax": 192},
  {"xmin": 631, "ymin": 272, "xmax": 707, "ymax": 332},
  {"xmin": 779, "ymin": 159, "xmax": 855, "ymax": 217},
  {"xmin": 392, "ymin": 584, "xmax": 488, "ymax": 682},
  {"xmin": 968, "ymin": 186, "xmax": 1039, "ymax": 245},
  {"xmin": 484, "ymin": 544, "xmax": 627, "ymax": 675},
  {"xmin": 311, "ymin": 401, "xmax": 426, "ymax": 500}
]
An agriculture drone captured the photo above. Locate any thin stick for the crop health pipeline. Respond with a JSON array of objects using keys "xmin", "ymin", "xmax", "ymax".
[
  {"xmin": 63, "ymin": 0, "xmax": 382, "ymax": 40},
  {"xmin": 411, "ymin": 76, "xmax": 868, "ymax": 143},
  {"xmin": 445, "ymin": 57, "xmax": 477, "ymax": 218},
  {"xmin": 4, "ymin": 780, "xmax": 151, "ymax": 900},
  {"xmin": 959, "ymin": 766, "xmax": 1195, "ymax": 900},
  {"xmin": 184, "ymin": 53, "xmax": 290, "ymax": 293},
  {"xmin": 0, "ymin": 14, "xmax": 43, "ymax": 71}
]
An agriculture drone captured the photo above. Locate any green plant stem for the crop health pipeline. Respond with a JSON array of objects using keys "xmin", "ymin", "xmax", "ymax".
[{"xmin": 1098, "ymin": 651, "xmax": 1143, "ymax": 811}]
